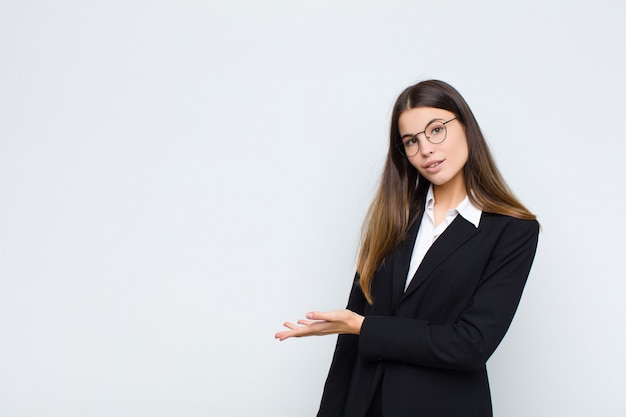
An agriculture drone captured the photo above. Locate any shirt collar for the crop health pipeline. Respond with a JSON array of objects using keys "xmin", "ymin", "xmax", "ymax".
[{"xmin": 425, "ymin": 185, "xmax": 482, "ymax": 228}]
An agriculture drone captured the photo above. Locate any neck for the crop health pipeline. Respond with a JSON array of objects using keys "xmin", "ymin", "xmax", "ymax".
[{"xmin": 432, "ymin": 176, "xmax": 467, "ymax": 211}]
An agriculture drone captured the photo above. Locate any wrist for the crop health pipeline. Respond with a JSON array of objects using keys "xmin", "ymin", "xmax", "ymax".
[{"xmin": 352, "ymin": 312, "xmax": 364, "ymax": 335}]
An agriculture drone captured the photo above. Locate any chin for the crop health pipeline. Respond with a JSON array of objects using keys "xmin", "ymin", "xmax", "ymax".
[{"xmin": 422, "ymin": 176, "xmax": 446, "ymax": 185}]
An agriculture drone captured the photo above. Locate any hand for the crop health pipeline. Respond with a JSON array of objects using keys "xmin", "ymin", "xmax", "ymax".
[{"xmin": 274, "ymin": 309, "xmax": 364, "ymax": 341}]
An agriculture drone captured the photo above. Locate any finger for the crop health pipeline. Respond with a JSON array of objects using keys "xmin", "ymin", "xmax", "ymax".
[
  {"xmin": 275, "ymin": 330, "xmax": 293, "ymax": 340},
  {"xmin": 275, "ymin": 331, "xmax": 292, "ymax": 341},
  {"xmin": 275, "ymin": 325, "xmax": 310, "ymax": 341},
  {"xmin": 296, "ymin": 319, "xmax": 315, "ymax": 325},
  {"xmin": 306, "ymin": 311, "xmax": 337, "ymax": 322}
]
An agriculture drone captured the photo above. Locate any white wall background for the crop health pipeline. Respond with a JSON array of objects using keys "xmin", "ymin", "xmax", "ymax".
[{"xmin": 1, "ymin": 1, "xmax": 625, "ymax": 416}]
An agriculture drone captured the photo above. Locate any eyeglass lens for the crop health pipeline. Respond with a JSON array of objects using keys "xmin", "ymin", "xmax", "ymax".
[{"xmin": 400, "ymin": 120, "xmax": 448, "ymax": 157}]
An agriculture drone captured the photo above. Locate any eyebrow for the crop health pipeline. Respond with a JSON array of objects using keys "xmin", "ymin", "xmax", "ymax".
[{"xmin": 400, "ymin": 118, "xmax": 445, "ymax": 138}]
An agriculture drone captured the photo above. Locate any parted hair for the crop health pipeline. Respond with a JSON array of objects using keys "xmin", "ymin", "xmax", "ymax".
[{"xmin": 357, "ymin": 80, "xmax": 536, "ymax": 304}]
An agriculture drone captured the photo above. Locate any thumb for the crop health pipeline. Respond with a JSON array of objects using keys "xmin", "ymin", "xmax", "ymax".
[{"xmin": 306, "ymin": 310, "xmax": 337, "ymax": 321}]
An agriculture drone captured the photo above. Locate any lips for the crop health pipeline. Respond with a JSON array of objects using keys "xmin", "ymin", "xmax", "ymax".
[{"xmin": 424, "ymin": 160, "xmax": 443, "ymax": 169}]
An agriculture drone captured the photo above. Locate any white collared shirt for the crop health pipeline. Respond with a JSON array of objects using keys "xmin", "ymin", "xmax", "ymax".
[{"xmin": 405, "ymin": 185, "xmax": 482, "ymax": 290}]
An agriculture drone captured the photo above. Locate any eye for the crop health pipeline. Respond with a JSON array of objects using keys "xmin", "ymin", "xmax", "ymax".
[
  {"xmin": 429, "ymin": 123, "xmax": 445, "ymax": 136},
  {"xmin": 403, "ymin": 136, "xmax": 418, "ymax": 147}
]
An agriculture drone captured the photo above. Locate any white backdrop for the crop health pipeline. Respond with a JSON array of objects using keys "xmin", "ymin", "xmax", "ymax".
[{"xmin": 1, "ymin": 1, "xmax": 625, "ymax": 416}]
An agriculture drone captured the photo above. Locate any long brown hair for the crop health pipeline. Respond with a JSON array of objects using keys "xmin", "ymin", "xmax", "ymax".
[{"xmin": 357, "ymin": 80, "xmax": 536, "ymax": 304}]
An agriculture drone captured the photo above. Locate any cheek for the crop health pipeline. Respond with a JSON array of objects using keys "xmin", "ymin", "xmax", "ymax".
[
  {"xmin": 452, "ymin": 138, "xmax": 469, "ymax": 164},
  {"xmin": 407, "ymin": 155, "xmax": 423, "ymax": 172},
  {"xmin": 460, "ymin": 144, "xmax": 469, "ymax": 165}
]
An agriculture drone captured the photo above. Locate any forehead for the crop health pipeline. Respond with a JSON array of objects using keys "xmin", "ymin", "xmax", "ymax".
[{"xmin": 398, "ymin": 107, "xmax": 456, "ymax": 134}]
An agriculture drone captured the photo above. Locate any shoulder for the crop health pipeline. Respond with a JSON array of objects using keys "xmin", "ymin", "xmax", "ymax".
[
  {"xmin": 479, "ymin": 213, "xmax": 539, "ymax": 239},
  {"xmin": 481, "ymin": 212, "xmax": 538, "ymax": 228}
]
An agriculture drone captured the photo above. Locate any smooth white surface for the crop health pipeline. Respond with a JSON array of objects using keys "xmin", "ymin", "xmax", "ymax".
[{"xmin": 1, "ymin": 1, "xmax": 625, "ymax": 416}]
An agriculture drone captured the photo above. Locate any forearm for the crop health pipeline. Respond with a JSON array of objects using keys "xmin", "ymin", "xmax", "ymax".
[{"xmin": 359, "ymin": 315, "xmax": 501, "ymax": 371}]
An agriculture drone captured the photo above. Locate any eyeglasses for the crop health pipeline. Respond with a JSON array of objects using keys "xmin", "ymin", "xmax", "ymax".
[{"xmin": 397, "ymin": 117, "xmax": 457, "ymax": 157}]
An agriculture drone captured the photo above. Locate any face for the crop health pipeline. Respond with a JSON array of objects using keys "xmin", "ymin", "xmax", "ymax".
[{"xmin": 398, "ymin": 107, "xmax": 469, "ymax": 190}]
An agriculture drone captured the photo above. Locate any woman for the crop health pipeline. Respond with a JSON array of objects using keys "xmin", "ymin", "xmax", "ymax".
[{"xmin": 275, "ymin": 80, "xmax": 539, "ymax": 417}]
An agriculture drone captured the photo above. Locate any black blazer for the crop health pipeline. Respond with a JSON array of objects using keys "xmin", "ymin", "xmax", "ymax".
[{"xmin": 317, "ymin": 212, "xmax": 539, "ymax": 417}]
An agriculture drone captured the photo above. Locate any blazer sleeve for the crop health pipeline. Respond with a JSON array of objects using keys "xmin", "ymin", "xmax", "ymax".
[
  {"xmin": 358, "ymin": 217, "xmax": 539, "ymax": 371},
  {"xmin": 317, "ymin": 274, "xmax": 367, "ymax": 417}
]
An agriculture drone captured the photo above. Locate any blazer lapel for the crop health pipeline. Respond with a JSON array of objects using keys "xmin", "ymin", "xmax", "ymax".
[
  {"xmin": 390, "ymin": 214, "xmax": 422, "ymax": 308},
  {"xmin": 401, "ymin": 215, "xmax": 480, "ymax": 303}
]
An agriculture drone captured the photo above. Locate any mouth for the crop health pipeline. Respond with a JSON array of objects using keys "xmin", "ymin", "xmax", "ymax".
[{"xmin": 424, "ymin": 160, "xmax": 443, "ymax": 169}]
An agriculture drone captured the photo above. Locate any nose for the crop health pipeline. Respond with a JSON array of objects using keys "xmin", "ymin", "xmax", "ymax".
[{"xmin": 418, "ymin": 135, "xmax": 435, "ymax": 156}]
